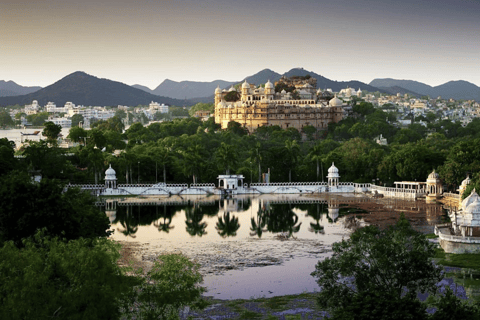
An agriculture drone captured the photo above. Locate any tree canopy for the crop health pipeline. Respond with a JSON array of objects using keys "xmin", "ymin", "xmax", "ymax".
[{"xmin": 311, "ymin": 214, "xmax": 478, "ymax": 319}]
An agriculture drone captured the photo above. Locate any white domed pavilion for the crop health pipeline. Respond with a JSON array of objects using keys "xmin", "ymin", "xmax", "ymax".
[
  {"xmin": 426, "ymin": 169, "xmax": 442, "ymax": 200},
  {"xmin": 105, "ymin": 164, "xmax": 117, "ymax": 189},
  {"xmin": 327, "ymin": 162, "xmax": 340, "ymax": 187}
]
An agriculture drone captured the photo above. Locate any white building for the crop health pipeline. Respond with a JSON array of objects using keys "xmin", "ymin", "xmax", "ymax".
[
  {"xmin": 47, "ymin": 115, "xmax": 72, "ymax": 128},
  {"xmin": 149, "ymin": 101, "xmax": 169, "ymax": 114},
  {"xmin": 25, "ymin": 100, "xmax": 40, "ymax": 115}
]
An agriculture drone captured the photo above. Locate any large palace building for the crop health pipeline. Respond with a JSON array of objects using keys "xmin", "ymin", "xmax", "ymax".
[{"xmin": 214, "ymin": 76, "xmax": 345, "ymax": 132}]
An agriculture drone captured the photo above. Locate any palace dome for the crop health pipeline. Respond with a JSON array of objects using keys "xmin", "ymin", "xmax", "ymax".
[
  {"xmin": 329, "ymin": 94, "xmax": 343, "ymax": 107},
  {"xmin": 105, "ymin": 164, "xmax": 116, "ymax": 180},
  {"xmin": 215, "ymin": 86, "xmax": 222, "ymax": 94},
  {"xmin": 427, "ymin": 170, "xmax": 441, "ymax": 183},
  {"xmin": 242, "ymin": 80, "xmax": 250, "ymax": 89},
  {"xmin": 461, "ymin": 189, "xmax": 480, "ymax": 211},
  {"xmin": 265, "ymin": 80, "xmax": 274, "ymax": 89},
  {"xmin": 328, "ymin": 162, "xmax": 339, "ymax": 174},
  {"xmin": 428, "ymin": 170, "xmax": 439, "ymax": 180},
  {"xmin": 465, "ymin": 198, "xmax": 480, "ymax": 215},
  {"xmin": 228, "ymin": 86, "xmax": 236, "ymax": 92}
]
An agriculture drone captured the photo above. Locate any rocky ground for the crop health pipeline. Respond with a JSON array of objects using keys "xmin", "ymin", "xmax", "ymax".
[{"xmin": 118, "ymin": 236, "xmax": 332, "ymax": 276}]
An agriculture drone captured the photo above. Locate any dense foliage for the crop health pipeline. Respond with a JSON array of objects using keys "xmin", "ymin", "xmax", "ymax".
[
  {"xmin": 0, "ymin": 235, "xmax": 132, "ymax": 320},
  {"xmin": 0, "ymin": 172, "xmax": 111, "ymax": 246},
  {"xmin": 311, "ymin": 215, "xmax": 480, "ymax": 319}
]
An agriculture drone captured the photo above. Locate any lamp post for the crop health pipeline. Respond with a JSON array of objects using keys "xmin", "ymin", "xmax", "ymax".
[{"xmin": 138, "ymin": 161, "xmax": 140, "ymax": 183}]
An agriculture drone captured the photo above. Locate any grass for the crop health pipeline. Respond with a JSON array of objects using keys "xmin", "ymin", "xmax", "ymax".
[
  {"xmin": 425, "ymin": 233, "xmax": 439, "ymax": 239},
  {"xmin": 436, "ymin": 251, "xmax": 480, "ymax": 271},
  {"xmin": 203, "ymin": 292, "xmax": 322, "ymax": 319},
  {"xmin": 253, "ymin": 293, "xmax": 314, "ymax": 311},
  {"xmin": 238, "ymin": 310, "xmax": 263, "ymax": 319}
]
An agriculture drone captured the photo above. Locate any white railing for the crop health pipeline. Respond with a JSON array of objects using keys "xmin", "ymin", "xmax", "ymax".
[
  {"xmin": 371, "ymin": 185, "xmax": 418, "ymax": 194},
  {"xmin": 250, "ymin": 182, "xmax": 327, "ymax": 187},
  {"xmin": 118, "ymin": 184, "xmax": 154, "ymax": 188},
  {"xmin": 190, "ymin": 183, "xmax": 215, "ymax": 187},
  {"xmin": 68, "ymin": 184, "xmax": 104, "ymax": 189}
]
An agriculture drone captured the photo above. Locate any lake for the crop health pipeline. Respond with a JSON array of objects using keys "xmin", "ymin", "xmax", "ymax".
[{"xmin": 104, "ymin": 193, "xmax": 446, "ymax": 299}]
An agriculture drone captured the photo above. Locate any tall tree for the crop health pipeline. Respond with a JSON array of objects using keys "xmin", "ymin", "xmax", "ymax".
[
  {"xmin": 42, "ymin": 121, "xmax": 62, "ymax": 144},
  {"xmin": 284, "ymin": 139, "xmax": 300, "ymax": 182},
  {"xmin": 311, "ymin": 214, "xmax": 443, "ymax": 320}
]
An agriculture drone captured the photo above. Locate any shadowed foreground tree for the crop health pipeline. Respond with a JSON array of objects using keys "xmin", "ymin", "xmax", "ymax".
[
  {"xmin": 0, "ymin": 173, "xmax": 110, "ymax": 246},
  {"xmin": 0, "ymin": 234, "xmax": 206, "ymax": 320},
  {"xmin": 311, "ymin": 214, "xmax": 480, "ymax": 319}
]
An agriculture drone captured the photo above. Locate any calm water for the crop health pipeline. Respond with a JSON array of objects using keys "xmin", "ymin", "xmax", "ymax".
[{"xmin": 104, "ymin": 194, "xmax": 446, "ymax": 299}]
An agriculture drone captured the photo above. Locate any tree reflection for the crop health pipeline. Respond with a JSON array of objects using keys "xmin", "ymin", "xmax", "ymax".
[
  {"xmin": 264, "ymin": 204, "xmax": 302, "ymax": 238},
  {"xmin": 185, "ymin": 206, "xmax": 207, "ymax": 237},
  {"xmin": 216, "ymin": 211, "xmax": 240, "ymax": 238},
  {"xmin": 116, "ymin": 206, "xmax": 138, "ymax": 238},
  {"xmin": 250, "ymin": 203, "xmax": 267, "ymax": 238},
  {"xmin": 307, "ymin": 203, "xmax": 325, "ymax": 234},
  {"xmin": 153, "ymin": 205, "xmax": 175, "ymax": 233}
]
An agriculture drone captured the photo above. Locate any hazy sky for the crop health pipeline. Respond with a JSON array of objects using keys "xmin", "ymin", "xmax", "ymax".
[{"xmin": 1, "ymin": 0, "xmax": 479, "ymax": 88}]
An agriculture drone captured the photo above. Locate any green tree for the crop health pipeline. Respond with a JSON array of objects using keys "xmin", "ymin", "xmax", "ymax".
[
  {"xmin": 215, "ymin": 142, "xmax": 238, "ymax": 174},
  {"xmin": 0, "ymin": 138, "xmax": 16, "ymax": 176},
  {"xmin": 0, "ymin": 235, "xmax": 133, "ymax": 320},
  {"xmin": 311, "ymin": 214, "xmax": 442, "ymax": 320},
  {"xmin": 223, "ymin": 91, "xmax": 240, "ymax": 102},
  {"xmin": 71, "ymin": 114, "xmax": 84, "ymax": 127},
  {"xmin": 22, "ymin": 140, "xmax": 69, "ymax": 179},
  {"xmin": 0, "ymin": 173, "xmax": 110, "ymax": 246},
  {"xmin": 284, "ymin": 139, "xmax": 300, "ymax": 182},
  {"xmin": 27, "ymin": 111, "xmax": 49, "ymax": 126},
  {"xmin": 226, "ymin": 121, "xmax": 248, "ymax": 136},
  {"xmin": 0, "ymin": 111, "xmax": 14, "ymax": 128},
  {"xmin": 128, "ymin": 253, "xmax": 206, "ymax": 320},
  {"xmin": 42, "ymin": 121, "xmax": 62, "ymax": 143},
  {"xmin": 188, "ymin": 102, "xmax": 214, "ymax": 117},
  {"xmin": 67, "ymin": 126, "xmax": 88, "ymax": 144}
]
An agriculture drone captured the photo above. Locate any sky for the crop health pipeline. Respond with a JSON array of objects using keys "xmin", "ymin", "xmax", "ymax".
[{"xmin": 1, "ymin": 0, "xmax": 479, "ymax": 88}]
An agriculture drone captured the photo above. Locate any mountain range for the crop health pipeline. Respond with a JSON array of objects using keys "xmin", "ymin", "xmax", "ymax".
[
  {"xmin": 1, "ymin": 70, "xmax": 479, "ymax": 107},
  {"xmin": 369, "ymin": 79, "xmax": 480, "ymax": 101},
  {"xmin": 0, "ymin": 80, "xmax": 42, "ymax": 97},
  {"xmin": 137, "ymin": 68, "xmax": 385, "ymax": 102},
  {"xmin": 0, "ymin": 72, "xmax": 184, "ymax": 107}
]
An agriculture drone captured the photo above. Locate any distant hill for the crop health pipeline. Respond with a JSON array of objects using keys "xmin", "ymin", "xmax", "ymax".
[
  {"xmin": 0, "ymin": 72, "xmax": 185, "ymax": 107},
  {"xmin": 281, "ymin": 68, "xmax": 384, "ymax": 93},
  {"xmin": 243, "ymin": 69, "xmax": 282, "ymax": 85},
  {"xmin": 0, "ymin": 80, "xmax": 42, "ymax": 97},
  {"xmin": 376, "ymin": 86, "xmax": 421, "ymax": 97},
  {"xmin": 148, "ymin": 79, "xmax": 237, "ymax": 100},
  {"xmin": 370, "ymin": 78, "xmax": 480, "ymax": 101},
  {"xmin": 131, "ymin": 84, "xmax": 154, "ymax": 94}
]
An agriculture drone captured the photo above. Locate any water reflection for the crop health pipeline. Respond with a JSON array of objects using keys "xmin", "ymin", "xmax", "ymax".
[
  {"xmin": 250, "ymin": 203, "xmax": 268, "ymax": 238},
  {"xmin": 104, "ymin": 195, "xmax": 447, "ymax": 241},
  {"xmin": 185, "ymin": 206, "xmax": 208, "ymax": 237},
  {"xmin": 216, "ymin": 212, "xmax": 240, "ymax": 238},
  {"xmin": 153, "ymin": 205, "xmax": 175, "ymax": 233}
]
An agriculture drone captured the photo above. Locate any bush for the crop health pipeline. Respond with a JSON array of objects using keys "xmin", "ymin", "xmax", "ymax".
[{"xmin": 0, "ymin": 234, "xmax": 133, "ymax": 320}]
